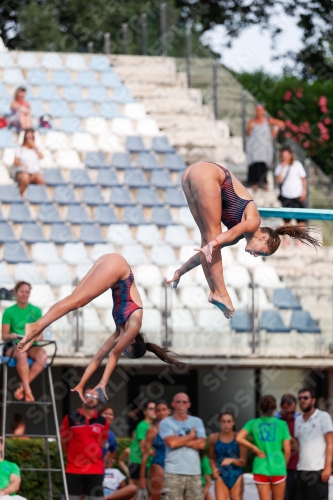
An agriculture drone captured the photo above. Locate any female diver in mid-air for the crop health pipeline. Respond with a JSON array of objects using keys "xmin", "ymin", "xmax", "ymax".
[
  {"xmin": 167, "ymin": 161, "xmax": 321, "ymax": 319},
  {"xmin": 17, "ymin": 254, "xmax": 184, "ymax": 401}
]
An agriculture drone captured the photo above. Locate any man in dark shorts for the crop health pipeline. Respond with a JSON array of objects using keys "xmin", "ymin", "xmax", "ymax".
[{"xmin": 60, "ymin": 387, "xmax": 109, "ymax": 500}]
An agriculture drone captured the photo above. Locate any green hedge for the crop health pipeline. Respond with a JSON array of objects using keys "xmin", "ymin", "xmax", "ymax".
[{"xmin": 5, "ymin": 437, "xmax": 254, "ymax": 499}]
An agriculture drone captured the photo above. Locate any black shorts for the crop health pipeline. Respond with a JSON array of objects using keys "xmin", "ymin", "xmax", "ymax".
[
  {"xmin": 66, "ymin": 473, "xmax": 104, "ymax": 499},
  {"xmin": 279, "ymin": 196, "xmax": 307, "ymax": 223},
  {"xmin": 128, "ymin": 462, "xmax": 141, "ymax": 480},
  {"xmin": 296, "ymin": 470, "xmax": 328, "ymax": 500}
]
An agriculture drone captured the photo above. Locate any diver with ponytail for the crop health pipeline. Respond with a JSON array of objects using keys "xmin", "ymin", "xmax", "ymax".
[{"xmin": 17, "ymin": 253, "xmax": 185, "ymax": 401}]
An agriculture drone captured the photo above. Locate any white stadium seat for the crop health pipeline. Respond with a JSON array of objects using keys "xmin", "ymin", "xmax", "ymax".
[
  {"xmin": 92, "ymin": 290, "xmax": 112, "ymax": 308},
  {"xmin": 62, "ymin": 242, "xmax": 88, "ymax": 265},
  {"xmin": 42, "ymin": 53, "xmax": 63, "ymax": 70},
  {"xmin": 14, "ymin": 264, "xmax": 44, "ymax": 284},
  {"xmin": 197, "ymin": 308, "xmax": 231, "ymax": 333},
  {"xmin": 224, "ymin": 265, "xmax": 251, "ymax": 288},
  {"xmin": 32, "ymin": 242, "xmax": 60, "ymax": 264},
  {"xmin": 134, "ymin": 265, "xmax": 162, "ymax": 288},
  {"xmin": 91, "ymin": 243, "xmax": 115, "ymax": 261},
  {"xmin": 97, "ymin": 132, "xmax": 124, "ymax": 153},
  {"xmin": 124, "ymin": 103, "xmax": 146, "ymax": 120},
  {"xmin": 45, "ymin": 131, "xmax": 69, "ymax": 151},
  {"xmin": 2, "ymin": 148, "xmax": 16, "ymax": 167},
  {"xmin": 237, "ymin": 245, "xmax": 265, "ymax": 268},
  {"xmin": 136, "ymin": 285, "xmax": 152, "ymax": 308},
  {"xmin": 107, "ymin": 224, "xmax": 134, "ymax": 245},
  {"xmin": 85, "ymin": 117, "xmax": 108, "ymax": 135},
  {"xmin": 136, "ymin": 225, "xmax": 162, "ymax": 246},
  {"xmin": 253, "ymin": 266, "xmax": 285, "ymax": 289},
  {"xmin": 111, "ymin": 118, "xmax": 135, "ymax": 136},
  {"xmin": 56, "ymin": 150, "xmax": 83, "ymax": 169},
  {"xmin": 180, "ymin": 285, "xmax": 208, "ymax": 309},
  {"xmin": 165, "ymin": 226, "xmax": 191, "ymax": 247},
  {"xmin": 104, "ymin": 309, "xmax": 116, "ymax": 332},
  {"xmin": 0, "ymin": 165, "xmax": 13, "ymax": 185},
  {"xmin": 178, "ymin": 207, "xmax": 196, "ymax": 228},
  {"xmin": 46, "ymin": 263, "xmax": 72, "ymax": 285},
  {"xmin": 165, "ymin": 264, "xmax": 194, "ymax": 288},
  {"xmin": 122, "ymin": 244, "xmax": 149, "ymax": 266},
  {"xmin": 83, "ymin": 307, "xmax": 105, "ymax": 331},
  {"xmin": 141, "ymin": 308, "xmax": 162, "ymax": 333},
  {"xmin": 0, "ymin": 263, "xmax": 14, "ymax": 285},
  {"xmin": 76, "ymin": 260, "xmax": 94, "ymax": 281},
  {"xmin": 151, "ymin": 244, "xmax": 176, "ymax": 266},
  {"xmin": 171, "ymin": 309, "xmax": 196, "ymax": 332},
  {"xmin": 71, "ymin": 132, "xmax": 97, "ymax": 152},
  {"xmin": 17, "ymin": 52, "xmax": 39, "ymax": 69},
  {"xmin": 29, "ymin": 284, "xmax": 55, "ymax": 309},
  {"xmin": 240, "ymin": 286, "xmax": 274, "ymax": 310},
  {"xmin": 65, "ymin": 54, "xmax": 87, "ymax": 71},
  {"xmin": 136, "ymin": 118, "xmax": 160, "ymax": 136}
]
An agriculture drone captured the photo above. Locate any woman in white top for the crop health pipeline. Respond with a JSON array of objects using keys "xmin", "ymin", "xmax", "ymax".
[
  {"xmin": 14, "ymin": 129, "xmax": 45, "ymax": 196},
  {"xmin": 275, "ymin": 147, "xmax": 307, "ymax": 245}
]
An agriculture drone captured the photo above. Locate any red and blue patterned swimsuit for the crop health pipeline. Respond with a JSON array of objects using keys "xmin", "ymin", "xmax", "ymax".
[
  {"xmin": 210, "ymin": 162, "xmax": 253, "ymax": 230},
  {"xmin": 111, "ymin": 269, "xmax": 142, "ymax": 326}
]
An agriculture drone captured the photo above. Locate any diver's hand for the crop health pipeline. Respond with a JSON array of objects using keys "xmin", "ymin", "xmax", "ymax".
[{"xmin": 194, "ymin": 241, "xmax": 216, "ymax": 263}]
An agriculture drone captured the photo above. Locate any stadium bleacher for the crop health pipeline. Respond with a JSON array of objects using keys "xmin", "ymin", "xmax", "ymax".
[{"xmin": 0, "ymin": 51, "xmax": 324, "ymax": 358}]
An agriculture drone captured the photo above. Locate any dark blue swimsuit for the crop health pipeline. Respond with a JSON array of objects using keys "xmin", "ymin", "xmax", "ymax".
[
  {"xmin": 111, "ymin": 269, "xmax": 142, "ymax": 326},
  {"xmin": 151, "ymin": 433, "xmax": 165, "ymax": 468},
  {"xmin": 214, "ymin": 438, "xmax": 243, "ymax": 489},
  {"xmin": 209, "ymin": 162, "xmax": 253, "ymax": 230}
]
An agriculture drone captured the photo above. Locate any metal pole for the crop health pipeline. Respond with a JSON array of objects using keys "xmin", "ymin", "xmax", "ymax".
[
  {"xmin": 87, "ymin": 41, "xmax": 94, "ymax": 54},
  {"xmin": 304, "ymin": 157, "xmax": 311, "ymax": 208},
  {"xmin": 104, "ymin": 33, "xmax": 110, "ymax": 55},
  {"xmin": 1, "ymin": 364, "xmax": 7, "ymax": 456},
  {"xmin": 160, "ymin": 3, "xmax": 166, "ymax": 56},
  {"xmin": 122, "ymin": 23, "xmax": 128, "ymax": 55},
  {"xmin": 242, "ymin": 90, "xmax": 247, "ymax": 152},
  {"xmin": 185, "ymin": 27, "xmax": 191, "ymax": 88},
  {"xmin": 48, "ymin": 365, "xmax": 69, "ymax": 500},
  {"xmin": 141, "ymin": 13, "xmax": 147, "ymax": 55},
  {"xmin": 41, "ymin": 370, "xmax": 52, "ymax": 500},
  {"xmin": 212, "ymin": 60, "xmax": 218, "ymax": 120},
  {"xmin": 251, "ymin": 280, "xmax": 256, "ymax": 354}
]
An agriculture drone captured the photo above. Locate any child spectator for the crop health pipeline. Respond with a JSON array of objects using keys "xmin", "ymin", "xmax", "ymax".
[
  {"xmin": 103, "ymin": 454, "xmax": 137, "ymax": 500},
  {"xmin": 200, "ymin": 450, "xmax": 214, "ymax": 500}
]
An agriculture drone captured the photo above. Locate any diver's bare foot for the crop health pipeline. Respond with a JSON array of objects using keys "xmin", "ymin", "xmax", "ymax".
[
  {"xmin": 209, "ymin": 292, "xmax": 235, "ymax": 319},
  {"xmin": 17, "ymin": 324, "xmax": 39, "ymax": 353},
  {"xmin": 14, "ymin": 386, "xmax": 24, "ymax": 401},
  {"xmin": 166, "ymin": 270, "xmax": 181, "ymax": 289},
  {"xmin": 25, "ymin": 391, "xmax": 35, "ymax": 402},
  {"xmin": 71, "ymin": 385, "xmax": 85, "ymax": 402}
]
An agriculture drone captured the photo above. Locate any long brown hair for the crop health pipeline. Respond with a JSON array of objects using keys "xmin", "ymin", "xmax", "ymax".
[
  {"xmin": 261, "ymin": 225, "xmax": 322, "ymax": 254},
  {"xmin": 131, "ymin": 333, "xmax": 186, "ymax": 368},
  {"xmin": 22, "ymin": 128, "xmax": 35, "ymax": 147},
  {"xmin": 258, "ymin": 395, "xmax": 276, "ymax": 416}
]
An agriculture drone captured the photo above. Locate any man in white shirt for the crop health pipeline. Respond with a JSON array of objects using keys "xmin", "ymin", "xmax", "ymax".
[{"xmin": 295, "ymin": 387, "xmax": 333, "ymax": 500}]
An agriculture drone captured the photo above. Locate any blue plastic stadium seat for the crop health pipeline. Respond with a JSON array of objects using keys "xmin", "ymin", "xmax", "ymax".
[
  {"xmin": 123, "ymin": 207, "xmax": 147, "ymax": 225},
  {"xmin": 152, "ymin": 136, "xmax": 174, "ymax": 154},
  {"xmin": 112, "ymin": 86, "xmax": 135, "ymax": 104},
  {"xmin": 137, "ymin": 152, "xmax": 159, "ymax": 170},
  {"xmin": 111, "ymin": 153, "xmax": 132, "ymax": 169},
  {"xmin": 4, "ymin": 242, "xmax": 31, "ymax": 263},
  {"xmin": 125, "ymin": 136, "xmax": 147, "ymax": 153},
  {"xmin": 165, "ymin": 188, "xmax": 187, "ymax": 207},
  {"xmin": 94, "ymin": 206, "xmax": 119, "ymax": 225},
  {"xmin": 39, "ymin": 85, "xmax": 60, "ymax": 101},
  {"xmin": 80, "ymin": 224, "xmax": 105, "ymax": 244},
  {"xmin": 273, "ymin": 288, "xmax": 302, "ymax": 310},
  {"xmin": 96, "ymin": 169, "xmax": 119, "ymax": 187},
  {"xmin": 110, "ymin": 187, "xmax": 134, "ymax": 206},
  {"xmin": 163, "ymin": 153, "xmax": 186, "ymax": 171},
  {"xmin": 0, "ymin": 186, "xmax": 21, "ymax": 203},
  {"xmin": 151, "ymin": 207, "xmax": 174, "ymax": 226},
  {"xmin": 44, "ymin": 169, "xmax": 66, "ymax": 186},
  {"xmin": 59, "ymin": 116, "xmax": 82, "ymax": 134},
  {"xmin": 38, "ymin": 204, "xmax": 63, "ymax": 224},
  {"xmin": 77, "ymin": 71, "xmax": 98, "ymax": 87},
  {"xmin": 27, "ymin": 69, "xmax": 49, "ymax": 86},
  {"xmin": 63, "ymin": 85, "xmax": 83, "ymax": 102},
  {"xmin": 26, "ymin": 185, "xmax": 50, "ymax": 204},
  {"xmin": 85, "ymin": 152, "xmax": 108, "ymax": 169},
  {"xmin": 74, "ymin": 101, "xmax": 96, "ymax": 118},
  {"xmin": 100, "ymin": 72, "xmax": 122, "ymax": 88},
  {"xmin": 17, "ymin": 53, "xmax": 39, "ymax": 69},
  {"xmin": 0, "ymin": 207, "xmax": 5, "ymax": 221},
  {"xmin": 89, "ymin": 86, "xmax": 108, "ymax": 103},
  {"xmin": 51, "ymin": 224, "xmax": 76, "ymax": 244},
  {"xmin": 82, "ymin": 186, "xmax": 105, "ymax": 206},
  {"xmin": 0, "ymin": 53, "xmax": 15, "ymax": 68},
  {"xmin": 49, "ymin": 100, "xmax": 71, "ymax": 117},
  {"xmin": 1, "ymin": 347, "xmax": 34, "ymax": 367},
  {"xmin": 150, "ymin": 170, "xmax": 174, "ymax": 188},
  {"xmin": 100, "ymin": 102, "xmax": 122, "ymax": 119},
  {"xmin": 290, "ymin": 311, "xmax": 321, "ymax": 333},
  {"xmin": 259, "ymin": 311, "xmax": 290, "ymax": 333},
  {"xmin": 230, "ymin": 311, "xmax": 251, "ymax": 332},
  {"xmin": 54, "ymin": 186, "xmax": 79, "ymax": 205},
  {"xmin": 52, "ymin": 70, "xmax": 73, "ymax": 86},
  {"xmin": 3, "ymin": 68, "xmax": 26, "ymax": 86},
  {"xmin": 90, "ymin": 56, "xmax": 111, "ymax": 72},
  {"xmin": 0, "ymin": 98, "xmax": 11, "ymax": 116},
  {"xmin": 41, "ymin": 53, "xmax": 63, "ymax": 71},
  {"xmin": 9, "ymin": 204, "xmax": 33, "ymax": 223},
  {"xmin": 67, "ymin": 205, "xmax": 92, "ymax": 224},
  {"xmin": 30, "ymin": 99, "xmax": 45, "ymax": 117},
  {"xmin": 21, "ymin": 223, "xmax": 47, "ymax": 244},
  {"xmin": 137, "ymin": 188, "xmax": 161, "ymax": 206},
  {"xmin": 124, "ymin": 170, "xmax": 148, "ymax": 188},
  {"xmin": 0, "ymin": 222, "xmax": 17, "ymax": 243},
  {"xmin": 0, "ymin": 129, "xmax": 17, "ymax": 149},
  {"xmin": 70, "ymin": 170, "xmax": 93, "ymax": 187}
]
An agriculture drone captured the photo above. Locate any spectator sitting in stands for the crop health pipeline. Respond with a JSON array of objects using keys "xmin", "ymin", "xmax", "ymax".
[
  {"xmin": 1, "ymin": 281, "xmax": 47, "ymax": 402},
  {"xmin": 0, "ymin": 435, "xmax": 26, "ymax": 500},
  {"xmin": 10, "ymin": 414, "xmax": 28, "ymax": 440},
  {"xmin": 103, "ymin": 454, "xmax": 137, "ymax": 500},
  {"xmin": 10, "ymin": 87, "xmax": 32, "ymax": 131},
  {"xmin": 14, "ymin": 129, "xmax": 44, "ymax": 196}
]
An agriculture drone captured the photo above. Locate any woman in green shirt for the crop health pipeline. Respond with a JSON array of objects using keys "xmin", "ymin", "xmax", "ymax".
[
  {"xmin": 236, "ymin": 395, "xmax": 291, "ymax": 500},
  {"xmin": 1, "ymin": 281, "xmax": 47, "ymax": 402}
]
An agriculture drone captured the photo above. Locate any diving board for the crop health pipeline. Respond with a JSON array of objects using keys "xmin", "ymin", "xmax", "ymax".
[{"xmin": 258, "ymin": 207, "xmax": 333, "ymax": 221}]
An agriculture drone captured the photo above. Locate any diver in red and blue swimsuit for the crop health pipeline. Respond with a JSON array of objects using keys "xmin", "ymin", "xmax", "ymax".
[
  {"xmin": 167, "ymin": 161, "xmax": 320, "ymax": 318},
  {"xmin": 18, "ymin": 254, "xmax": 184, "ymax": 402}
]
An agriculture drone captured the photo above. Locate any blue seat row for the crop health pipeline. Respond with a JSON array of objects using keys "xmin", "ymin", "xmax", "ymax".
[
  {"xmin": 26, "ymin": 70, "xmax": 122, "ymax": 88},
  {"xmin": 30, "ymin": 99, "xmax": 122, "ymax": 118},
  {"xmin": 86, "ymin": 152, "xmax": 185, "ymax": 171},
  {"xmin": 231, "ymin": 310, "xmax": 320, "ymax": 333}
]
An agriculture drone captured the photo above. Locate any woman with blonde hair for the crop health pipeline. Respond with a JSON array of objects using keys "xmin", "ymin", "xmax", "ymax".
[
  {"xmin": 14, "ymin": 129, "xmax": 45, "ymax": 195},
  {"xmin": 10, "ymin": 86, "xmax": 32, "ymax": 131}
]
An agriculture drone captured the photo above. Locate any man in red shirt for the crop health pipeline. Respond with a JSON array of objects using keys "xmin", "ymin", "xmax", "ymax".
[
  {"xmin": 60, "ymin": 387, "xmax": 109, "ymax": 500},
  {"xmin": 277, "ymin": 393, "xmax": 299, "ymax": 500}
]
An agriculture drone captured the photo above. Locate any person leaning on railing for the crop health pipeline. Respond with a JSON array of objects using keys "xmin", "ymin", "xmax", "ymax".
[{"xmin": 1, "ymin": 281, "xmax": 47, "ymax": 402}]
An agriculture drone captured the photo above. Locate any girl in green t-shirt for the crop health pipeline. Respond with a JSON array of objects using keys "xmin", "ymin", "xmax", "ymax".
[{"xmin": 236, "ymin": 395, "xmax": 291, "ymax": 500}]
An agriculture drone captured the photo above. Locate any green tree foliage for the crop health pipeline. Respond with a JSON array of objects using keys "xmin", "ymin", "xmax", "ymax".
[{"xmin": 235, "ymin": 70, "xmax": 333, "ymax": 174}]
